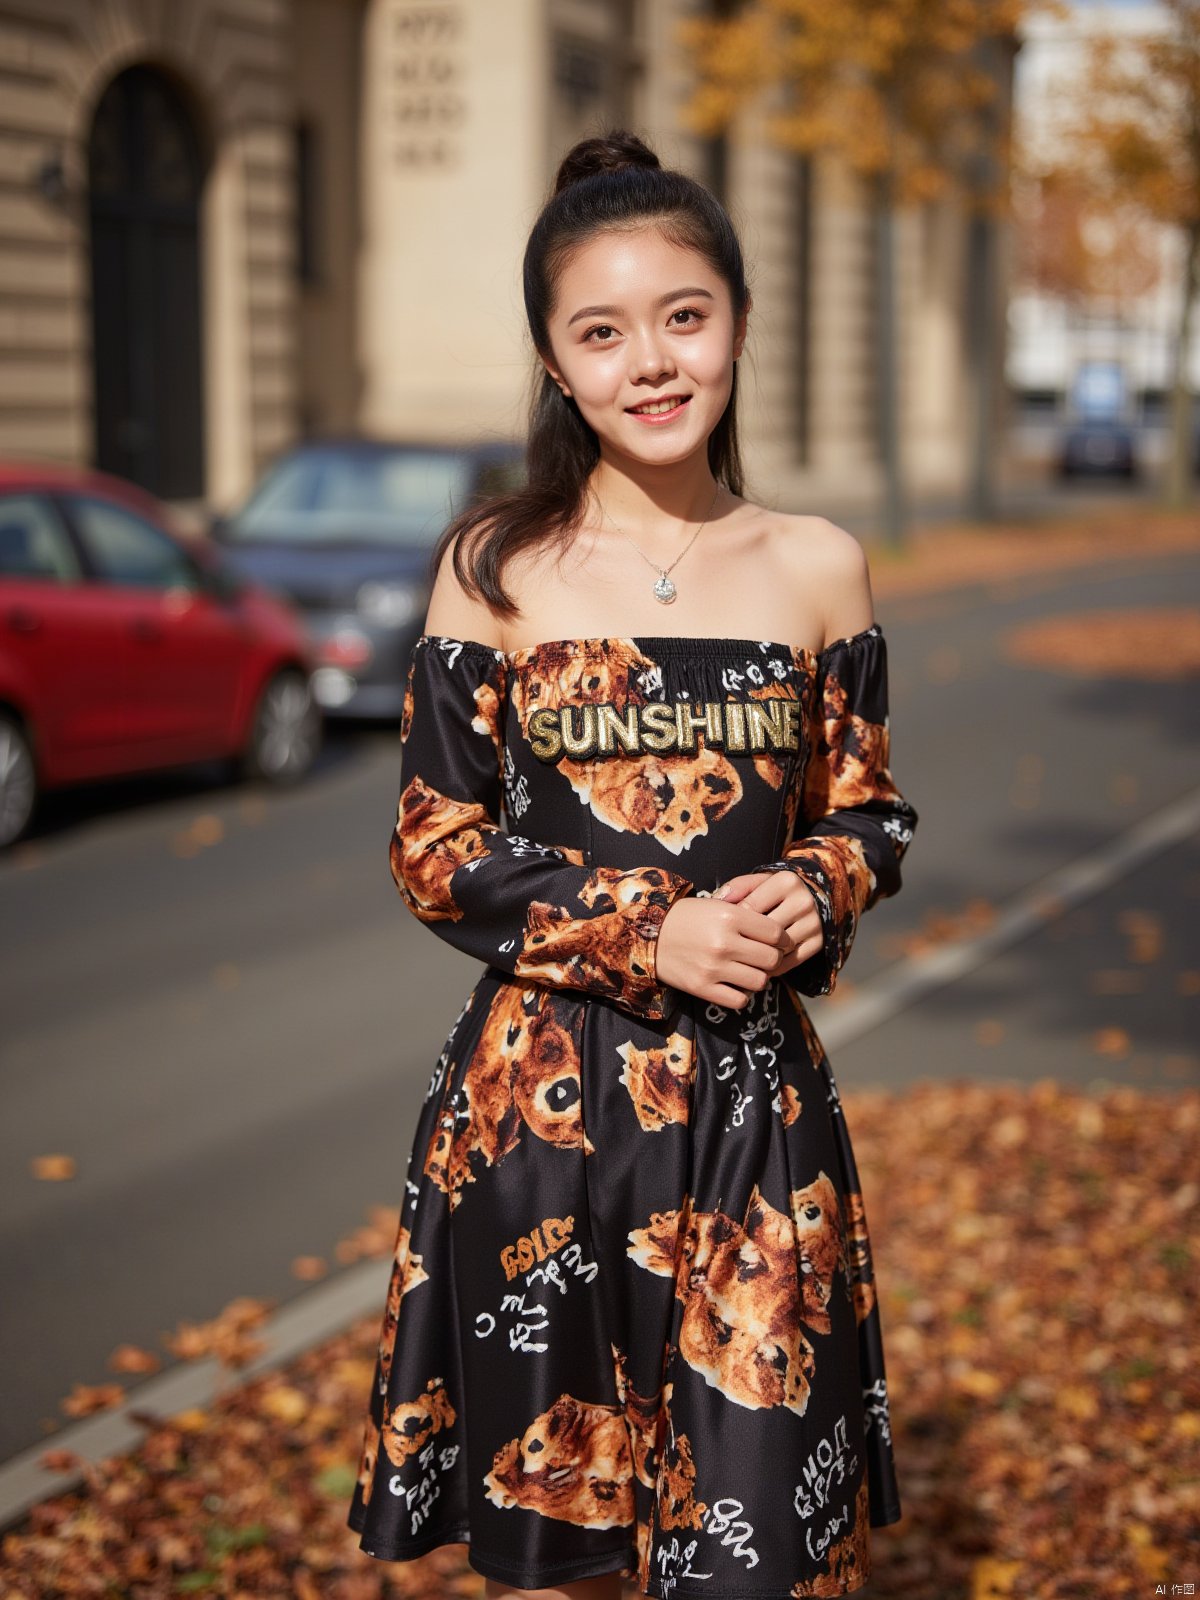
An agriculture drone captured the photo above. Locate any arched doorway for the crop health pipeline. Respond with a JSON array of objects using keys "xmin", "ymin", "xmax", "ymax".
[{"xmin": 88, "ymin": 65, "xmax": 207, "ymax": 500}]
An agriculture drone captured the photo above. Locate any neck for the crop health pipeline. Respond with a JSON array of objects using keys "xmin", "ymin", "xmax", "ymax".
[{"xmin": 587, "ymin": 449, "xmax": 722, "ymax": 538}]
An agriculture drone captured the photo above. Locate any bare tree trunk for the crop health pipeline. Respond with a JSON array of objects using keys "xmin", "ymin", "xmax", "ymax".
[
  {"xmin": 1167, "ymin": 219, "xmax": 1199, "ymax": 509},
  {"xmin": 873, "ymin": 170, "xmax": 905, "ymax": 549},
  {"xmin": 966, "ymin": 205, "xmax": 997, "ymax": 522}
]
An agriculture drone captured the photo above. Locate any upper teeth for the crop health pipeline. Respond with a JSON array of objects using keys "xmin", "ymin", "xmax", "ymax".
[{"xmin": 632, "ymin": 398, "xmax": 684, "ymax": 414}]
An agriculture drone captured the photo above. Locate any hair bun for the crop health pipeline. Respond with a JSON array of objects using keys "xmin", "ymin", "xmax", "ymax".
[{"xmin": 552, "ymin": 129, "xmax": 660, "ymax": 196}]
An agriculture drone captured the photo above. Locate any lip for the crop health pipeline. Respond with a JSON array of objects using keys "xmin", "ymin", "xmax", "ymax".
[{"xmin": 626, "ymin": 394, "xmax": 692, "ymax": 424}]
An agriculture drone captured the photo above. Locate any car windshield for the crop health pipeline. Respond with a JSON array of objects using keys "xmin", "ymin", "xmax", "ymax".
[{"xmin": 228, "ymin": 448, "xmax": 475, "ymax": 545}]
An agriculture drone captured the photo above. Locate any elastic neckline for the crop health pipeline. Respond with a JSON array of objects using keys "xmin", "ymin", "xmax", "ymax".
[{"xmin": 417, "ymin": 624, "xmax": 881, "ymax": 663}]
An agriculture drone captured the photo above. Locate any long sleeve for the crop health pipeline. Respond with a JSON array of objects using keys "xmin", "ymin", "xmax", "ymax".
[
  {"xmin": 751, "ymin": 623, "xmax": 918, "ymax": 997},
  {"xmin": 389, "ymin": 634, "xmax": 694, "ymax": 1021}
]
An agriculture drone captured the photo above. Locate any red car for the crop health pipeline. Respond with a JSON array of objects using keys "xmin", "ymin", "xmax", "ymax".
[{"xmin": 0, "ymin": 461, "xmax": 322, "ymax": 847}]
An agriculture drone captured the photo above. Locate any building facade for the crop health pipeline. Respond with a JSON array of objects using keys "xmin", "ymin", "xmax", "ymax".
[{"xmin": 0, "ymin": 0, "xmax": 1007, "ymax": 520}]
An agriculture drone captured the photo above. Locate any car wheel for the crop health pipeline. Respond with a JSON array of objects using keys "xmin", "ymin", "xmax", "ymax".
[
  {"xmin": 0, "ymin": 713, "xmax": 38, "ymax": 848},
  {"xmin": 240, "ymin": 668, "xmax": 321, "ymax": 786}
]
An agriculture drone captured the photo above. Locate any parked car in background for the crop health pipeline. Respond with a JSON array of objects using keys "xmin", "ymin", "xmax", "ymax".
[
  {"xmin": 1057, "ymin": 359, "xmax": 1139, "ymax": 479},
  {"xmin": 210, "ymin": 437, "xmax": 526, "ymax": 719},
  {"xmin": 1058, "ymin": 417, "xmax": 1138, "ymax": 478},
  {"xmin": 0, "ymin": 462, "xmax": 322, "ymax": 848}
]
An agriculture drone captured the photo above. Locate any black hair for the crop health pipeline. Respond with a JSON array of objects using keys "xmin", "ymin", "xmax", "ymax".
[{"xmin": 430, "ymin": 127, "xmax": 752, "ymax": 618}]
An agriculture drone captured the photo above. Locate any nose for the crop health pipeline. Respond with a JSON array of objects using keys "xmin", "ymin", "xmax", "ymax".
[{"xmin": 629, "ymin": 326, "xmax": 674, "ymax": 382}]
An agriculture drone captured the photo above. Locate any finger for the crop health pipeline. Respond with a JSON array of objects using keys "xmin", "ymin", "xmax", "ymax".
[
  {"xmin": 725, "ymin": 959, "xmax": 780, "ymax": 991},
  {"xmin": 709, "ymin": 982, "xmax": 759, "ymax": 1009},
  {"xmin": 736, "ymin": 906, "xmax": 799, "ymax": 952},
  {"xmin": 735, "ymin": 931, "xmax": 795, "ymax": 970},
  {"xmin": 739, "ymin": 877, "xmax": 797, "ymax": 914},
  {"xmin": 711, "ymin": 874, "xmax": 762, "ymax": 903}
]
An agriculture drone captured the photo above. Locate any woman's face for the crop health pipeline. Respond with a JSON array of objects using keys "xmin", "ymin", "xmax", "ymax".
[{"xmin": 541, "ymin": 225, "xmax": 748, "ymax": 470}]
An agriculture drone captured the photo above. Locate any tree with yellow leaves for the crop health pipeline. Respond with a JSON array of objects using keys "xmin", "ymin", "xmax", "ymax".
[
  {"xmin": 677, "ymin": 0, "xmax": 1045, "ymax": 546},
  {"xmin": 1045, "ymin": 1, "xmax": 1200, "ymax": 508}
]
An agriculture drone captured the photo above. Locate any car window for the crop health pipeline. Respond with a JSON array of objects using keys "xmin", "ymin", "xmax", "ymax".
[
  {"xmin": 231, "ymin": 449, "xmax": 473, "ymax": 544},
  {"xmin": 236, "ymin": 454, "xmax": 325, "ymax": 526},
  {"xmin": 0, "ymin": 493, "xmax": 82, "ymax": 582},
  {"xmin": 68, "ymin": 495, "xmax": 201, "ymax": 589}
]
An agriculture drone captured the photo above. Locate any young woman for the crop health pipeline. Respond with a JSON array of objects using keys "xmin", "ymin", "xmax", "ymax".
[{"xmin": 347, "ymin": 129, "xmax": 918, "ymax": 1600}]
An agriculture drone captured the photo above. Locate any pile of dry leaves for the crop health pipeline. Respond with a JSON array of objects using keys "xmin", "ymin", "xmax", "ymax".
[
  {"xmin": 1002, "ymin": 606, "xmax": 1200, "ymax": 680},
  {"xmin": 868, "ymin": 506, "xmax": 1199, "ymax": 601},
  {"xmin": 2, "ymin": 1079, "xmax": 1196, "ymax": 1600}
]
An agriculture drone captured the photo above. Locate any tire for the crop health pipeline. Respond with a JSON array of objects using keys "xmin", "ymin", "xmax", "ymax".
[
  {"xmin": 239, "ymin": 667, "xmax": 322, "ymax": 786},
  {"xmin": 0, "ymin": 712, "xmax": 38, "ymax": 848}
]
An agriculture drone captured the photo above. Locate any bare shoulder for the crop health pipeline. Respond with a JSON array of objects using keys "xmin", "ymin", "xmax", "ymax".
[
  {"xmin": 422, "ymin": 523, "xmax": 506, "ymax": 650},
  {"xmin": 766, "ymin": 512, "xmax": 875, "ymax": 649}
]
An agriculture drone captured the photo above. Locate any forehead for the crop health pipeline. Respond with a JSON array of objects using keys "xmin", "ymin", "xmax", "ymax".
[{"xmin": 551, "ymin": 225, "xmax": 724, "ymax": 312}]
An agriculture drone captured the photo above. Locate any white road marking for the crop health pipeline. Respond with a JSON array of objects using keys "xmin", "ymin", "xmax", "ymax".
[{"xmin": 817, "ymin": 783, "xmax": 1200, "ymax": 1052}]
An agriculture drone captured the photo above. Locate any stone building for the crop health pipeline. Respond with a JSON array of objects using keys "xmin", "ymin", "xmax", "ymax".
[{"xmin": 0, "ymin": 0, "xmax": 1010, "ymax": 518}]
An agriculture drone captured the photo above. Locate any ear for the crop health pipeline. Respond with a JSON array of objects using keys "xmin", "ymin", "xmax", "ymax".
[
  {"xmin": 540, "ymin": 356, "xmax": 570, "ymax": 398},
  {"xmin": 733, "ymin": 297, "xmax": 751, "ymax": 360}
]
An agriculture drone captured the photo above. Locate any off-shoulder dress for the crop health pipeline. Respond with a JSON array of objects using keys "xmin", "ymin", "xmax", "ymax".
[{"xmin": 346, "ymin": 626, "xmax": 919, "ymax": 1599}]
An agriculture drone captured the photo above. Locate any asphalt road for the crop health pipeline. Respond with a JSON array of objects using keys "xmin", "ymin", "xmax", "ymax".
[{"xmin": 2, "ymin": 540, "xmax": 1197, "ymax": 1465}]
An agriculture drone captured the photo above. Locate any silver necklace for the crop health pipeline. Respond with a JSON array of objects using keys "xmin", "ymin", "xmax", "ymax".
[{"xmin": 598, "ymin": 482, "xmax": 722, "ymax": 604}]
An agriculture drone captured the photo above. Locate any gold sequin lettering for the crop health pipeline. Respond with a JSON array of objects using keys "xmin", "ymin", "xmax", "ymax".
[
  {"xmin": 527, "ymin": 707, "xmax": 563, "ymax": 761},
  {"xmin": 639, "ymin": 702, "xmax": 679, "ymax": 753},
  {"xmin": 675, "ymin": 702, "xmax": 714, "ymax": 752},
  {"xmin": 596, "ymin": 702, "xmax": 640, "ymax": 755},
  {"xmin": 745, "ymin": 698, "xmax": 791, "ymax": 751},
  {"xmin": 525, "ymin": 697, "xmax": 801, "ymax": 762},
  {"xmin": 559, "ymin": 704, "xmax": 598, "ymax": 758}
]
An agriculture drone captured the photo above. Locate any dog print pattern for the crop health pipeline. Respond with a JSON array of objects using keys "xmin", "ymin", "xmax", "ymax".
[{"xmin": 347, "ymin": 627, "xmax": 918, "ymax": 1598}]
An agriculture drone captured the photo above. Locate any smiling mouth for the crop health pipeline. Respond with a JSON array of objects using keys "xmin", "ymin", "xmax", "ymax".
[{"xmin": 626, "ymin": 395, "xmax": 691, "ymax": 415}]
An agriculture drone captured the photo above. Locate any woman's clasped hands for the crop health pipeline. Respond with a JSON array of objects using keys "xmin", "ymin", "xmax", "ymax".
[{"xmin": 653, "ymin": 869, "xmax": 824, "ymax": 1010}]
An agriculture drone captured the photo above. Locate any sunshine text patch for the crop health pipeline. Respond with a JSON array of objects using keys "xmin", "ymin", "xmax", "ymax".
[{"xmin": 526, "ymin": 697, "xmax": 801, "ymax": 762}]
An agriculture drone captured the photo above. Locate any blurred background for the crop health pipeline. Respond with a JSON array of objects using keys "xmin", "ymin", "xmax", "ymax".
[{"xmin": 0, "ymin": 2, "xmax": 1197, "ymax": 1596}]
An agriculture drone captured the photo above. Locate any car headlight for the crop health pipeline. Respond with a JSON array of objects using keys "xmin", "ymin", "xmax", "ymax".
[{"xmin": 356, "ymin": 580, "xmax": 421, "ymax": 626}]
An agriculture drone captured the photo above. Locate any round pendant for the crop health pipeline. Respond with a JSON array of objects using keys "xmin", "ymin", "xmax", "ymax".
[{"xmin": 653, "ymin": 574, "xmax": 677, "ymax": 604}]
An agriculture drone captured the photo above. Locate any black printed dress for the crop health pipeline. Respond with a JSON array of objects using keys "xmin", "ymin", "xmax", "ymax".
[{"xmin": 347, "ymin": 625, "xmax": 918, "ymax": 1599}]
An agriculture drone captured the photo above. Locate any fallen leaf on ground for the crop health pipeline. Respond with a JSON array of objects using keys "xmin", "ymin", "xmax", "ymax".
[
  {"xmin": 59, "ymin": 1383, "xmax": 124, "ymax": 1418},
  {"xmin": 107, "ymin": 1344, "xmax": 161, "ymax": 1375},
  {"xmin": 292, "ymin": 1256, "xmax": 329, "ymax": 1281},
  {"xmin": 1092, "ymin": 1025, "xmax": 1131, "ymax": 1057},
  {"xmin": 881, "ymin": 898, "xmax": 996, "ymax": 957},
  {"xmin": 30, "ymin": 1154, "xmax": 76, "ymax": 1181}
]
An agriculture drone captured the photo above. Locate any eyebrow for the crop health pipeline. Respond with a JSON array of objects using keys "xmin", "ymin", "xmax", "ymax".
[{"xmin": 566, "ymin": 286, "xmax": 715, "ymax": 328}]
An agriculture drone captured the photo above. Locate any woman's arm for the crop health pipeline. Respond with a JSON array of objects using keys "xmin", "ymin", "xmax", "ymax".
[{"xmin": 713, "ymin": 527, "xmax": 918, "ymax": 996}]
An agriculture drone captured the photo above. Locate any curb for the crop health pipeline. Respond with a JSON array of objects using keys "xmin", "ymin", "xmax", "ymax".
[{"xmin": 0, "ymin": 1256, "xmax": 389, "ymax": 1536}]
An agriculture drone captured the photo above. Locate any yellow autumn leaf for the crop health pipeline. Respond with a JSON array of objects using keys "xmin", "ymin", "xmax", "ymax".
[
  {"xmin": 171, "ymin": 1408, "xmax": 209, "ymax": 1432},
  {"xmin": 1054, "ymin": 1385, "xmax": 1098, "ymax": 1421},
  {"xmin": 954, "ymin": 1367, "xmax": 1002, "ymax": 1399},
  {"xmin": 31, "ymin": 1154, "xmax": 76, "ymax": 1181},
  {"xmin": 971, "ymin": 1556, "xmax": 1022, "ymax": 1599},
  {"xmin": 261, "ymin": 1386, "xmax": 308, "ymax": 1425},
  {"xmin": 1124, "ymin": 1520, "xmax": 1170, "ymax": 1580}
]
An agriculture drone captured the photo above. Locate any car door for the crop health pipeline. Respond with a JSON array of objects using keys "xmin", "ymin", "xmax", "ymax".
[
  {"xmin": 62, "ymin": 491, "xmax": 250, "ymax": 760},
  {"xmin": 0, "ymin": 490, "xmax": 143, "ymax": 781}
]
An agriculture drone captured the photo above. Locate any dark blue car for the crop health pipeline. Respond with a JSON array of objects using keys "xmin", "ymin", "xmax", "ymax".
[{"xmin": 211, "ymin": 438, "xmax": 525, "ymax": 719}]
